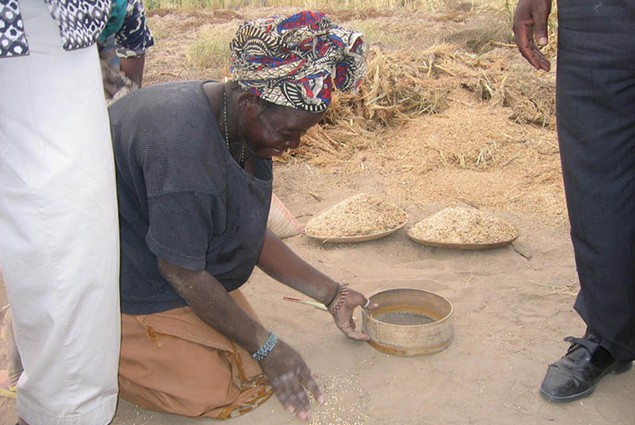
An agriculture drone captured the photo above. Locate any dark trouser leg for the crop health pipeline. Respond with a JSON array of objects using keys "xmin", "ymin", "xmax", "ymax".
[{"xmin": 556, "ymin": 0, "xmax": 635, "ymax": 361}]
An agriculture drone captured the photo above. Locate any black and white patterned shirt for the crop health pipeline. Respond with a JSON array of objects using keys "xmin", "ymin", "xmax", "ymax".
[
  {"xmin": 110, "ymin": 0, "xmax": 153, "ymax": 59},
  {"xmin": 0, "ymin": 0, "xmax": 111, "ymax": 58}
]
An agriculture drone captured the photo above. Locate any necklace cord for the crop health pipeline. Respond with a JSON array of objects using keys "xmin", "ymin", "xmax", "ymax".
[{"xmin": 223, "ymin": 86, "xmax": 245, "ymax": 167}]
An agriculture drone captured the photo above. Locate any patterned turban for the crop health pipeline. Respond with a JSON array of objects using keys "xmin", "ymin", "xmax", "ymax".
[{"xmin": 229, "ymin": 10, "xmax": 368, "ymax": 113}]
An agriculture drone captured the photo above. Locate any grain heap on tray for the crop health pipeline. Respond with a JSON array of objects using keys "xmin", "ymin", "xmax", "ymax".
[
  {"xmin": 305, "ymin": 193, "xmax": 408, "ymax": 240},
  {"xmin": 408, "ymin": 207, "xmax": 519, "ymax": 245}
]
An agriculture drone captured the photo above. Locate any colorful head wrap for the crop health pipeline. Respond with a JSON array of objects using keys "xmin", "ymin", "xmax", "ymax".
[{"xmin": 229, "ymin": 10, "xmax": 368, "ymax": 113}]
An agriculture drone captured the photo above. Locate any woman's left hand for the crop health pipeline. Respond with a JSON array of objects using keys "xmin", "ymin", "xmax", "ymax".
[{"xmin": 330, "ymin": 287, "xmax": 378, "ymax": 341}]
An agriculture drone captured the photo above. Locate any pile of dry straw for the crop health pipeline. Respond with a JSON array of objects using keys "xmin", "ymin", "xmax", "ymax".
[{"xmin": 289, "ymin": 41, "xmax": 555, "ymax": 165}]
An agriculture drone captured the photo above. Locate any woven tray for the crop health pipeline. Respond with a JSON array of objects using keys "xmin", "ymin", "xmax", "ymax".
[
  {"xmin": 407, "ymin": 232, "xmax": 519, "ymax": 250},
  {"xmin": 305, "ymin": 219, "xmax": 408, "ymax": 243}
]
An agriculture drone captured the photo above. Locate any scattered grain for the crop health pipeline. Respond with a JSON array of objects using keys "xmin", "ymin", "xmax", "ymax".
[{"xmin": 307, "ymin": 373, "xmax": 370, "ymax": 425}]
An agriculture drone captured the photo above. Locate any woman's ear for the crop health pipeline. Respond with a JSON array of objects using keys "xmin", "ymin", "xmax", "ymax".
[{"xmin": 237, "ymin": 92, "xmax": 261, "ymax": 113}]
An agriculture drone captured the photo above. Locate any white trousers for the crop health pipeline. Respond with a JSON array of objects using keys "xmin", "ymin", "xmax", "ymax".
[{"xmin": 0, "ymin": 1, "xmax": 121, "ymax": 424}]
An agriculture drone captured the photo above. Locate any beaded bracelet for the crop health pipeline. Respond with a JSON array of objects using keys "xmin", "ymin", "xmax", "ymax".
[
  {"xmin": 252, "ymin": 332, "xmax": 278, "ymax": 361},
  {"xmin": 328, "ymin": 283, "xmax": 349, "ymax": 315},
  {"xmin": 324, "ymin": 283, "xmax": 341, "ymax": 307}
]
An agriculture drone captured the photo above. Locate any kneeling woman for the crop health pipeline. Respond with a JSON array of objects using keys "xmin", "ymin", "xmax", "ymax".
[{"xmin": 109, "ymin": 11, "xmax": 374, "ymax": 422}]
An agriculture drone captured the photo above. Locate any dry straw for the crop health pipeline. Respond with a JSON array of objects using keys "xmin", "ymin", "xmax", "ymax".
[{"xmin": 292, "ymin": 39, "xmax": 555, "ymax": 167}]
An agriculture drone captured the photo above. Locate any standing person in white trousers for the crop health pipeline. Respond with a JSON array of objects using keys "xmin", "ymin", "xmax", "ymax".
[{"xmin": 0, "ymin": 0, "xmax": 121, "ymax": 424}]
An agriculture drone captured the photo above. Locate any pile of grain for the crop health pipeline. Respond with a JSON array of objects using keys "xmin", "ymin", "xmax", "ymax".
[
  {"xmin": 408, "ymin": 207, "xmax": 519, "ymax": 245},
  {"xmin": 305, "ymin": 193, "xmax": 408, "ymax": 239}
]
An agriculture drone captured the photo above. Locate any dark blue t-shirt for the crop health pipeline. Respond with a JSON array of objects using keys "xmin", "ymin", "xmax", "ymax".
[{"xmin": 109, "ymin": 81, "xmax": 273, "ymax": 314}]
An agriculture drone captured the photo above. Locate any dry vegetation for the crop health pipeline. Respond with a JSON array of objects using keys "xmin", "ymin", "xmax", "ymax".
[{"xmin": 143, "ymin": 1, "xmax": 565, "ymax": 228}]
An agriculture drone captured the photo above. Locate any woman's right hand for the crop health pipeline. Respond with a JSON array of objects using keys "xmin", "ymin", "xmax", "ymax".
[{"xmin": 259, "ymin": 338, "xmax": 323, "ymax": 422}]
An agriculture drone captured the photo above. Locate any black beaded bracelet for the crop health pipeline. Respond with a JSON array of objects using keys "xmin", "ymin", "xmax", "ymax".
[
  {"xmin": 324, "ymin": 283, "xmax": 341, "ymax": 307},
  {"xmin": 252, "ymin": 332, "xmax": 278, "ymax": 361}
]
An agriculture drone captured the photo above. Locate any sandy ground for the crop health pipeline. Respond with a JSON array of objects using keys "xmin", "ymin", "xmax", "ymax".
[
  {"xmin": 2, "ymin": 5, "xmax": 634, "ymax": 425},
  {"xmin": 2, "ymin": 170, "xmax": 634, "ymax": 425}
]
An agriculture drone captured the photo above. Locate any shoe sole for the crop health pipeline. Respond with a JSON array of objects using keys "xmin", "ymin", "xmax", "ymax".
[{"xmin": 540, "ymin": 361, "xmax": 632, "ymax": 403}]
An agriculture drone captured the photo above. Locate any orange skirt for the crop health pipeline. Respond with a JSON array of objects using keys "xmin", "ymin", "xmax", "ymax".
[{"xmin": 118, "ymin": 290, "xmax": 273, "ymax": 419}]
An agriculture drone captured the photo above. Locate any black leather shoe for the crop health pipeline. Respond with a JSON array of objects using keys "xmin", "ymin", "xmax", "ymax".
[{"xmin": 540, "ymin": 335, "xmax": 632, "ymax": 403}]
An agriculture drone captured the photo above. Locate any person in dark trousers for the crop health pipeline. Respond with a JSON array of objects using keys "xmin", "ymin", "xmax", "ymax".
[{"xmin": 513, "ymin": 0, "xmax": 634, "ymax": 403}]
